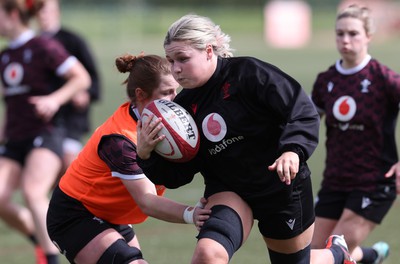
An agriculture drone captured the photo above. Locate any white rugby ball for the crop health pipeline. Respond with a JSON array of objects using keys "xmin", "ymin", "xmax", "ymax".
[{"xmin": 141, "ymin": 99, "xmax": 200, "ymax": 162}]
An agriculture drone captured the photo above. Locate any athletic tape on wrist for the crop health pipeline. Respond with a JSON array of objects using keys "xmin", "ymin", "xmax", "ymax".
[{"xmin": 183, "ymin": 206, "xmax": 194, "ymax": 224}]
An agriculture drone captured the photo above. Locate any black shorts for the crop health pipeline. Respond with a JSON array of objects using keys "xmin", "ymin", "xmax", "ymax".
[
  {"xmin": 314, "ymin": 183, "xmax": 397, "ymax": 224},
  {"xmin": 204, "ymin": 176, "xmax": 315, "ymax": 240},
  {"xmin": 0, "ymin": 127, "xmax": 65, "ymax": 165},
  {"xmin": 47, "ymin": 186, "xmax": 135, "ymax": 263}
]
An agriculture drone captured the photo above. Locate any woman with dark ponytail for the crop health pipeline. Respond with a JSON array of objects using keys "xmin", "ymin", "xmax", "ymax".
[{"xmin": 46, "ymin": 53, "xmax": 210, "ymax": 264}]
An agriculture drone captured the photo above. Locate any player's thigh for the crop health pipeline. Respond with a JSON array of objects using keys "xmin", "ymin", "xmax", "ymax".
[
  {"xmin": 264, "ymin": 223, "xmax": 314, "ymax": 254},
  {"xmin": 127, "ymin": 234, "xmax": 141, "ymax": 249},
  {"xmin": 311, "ymin": 217, "xmax": 337, "ymax": 249},
  {"xmin": 75, "ymin": 228, "xmax": 126, "ymax": 264},
  {"xmin": 130, "ymin": 259, "xmax": 148, "ymax": 264},
  {"xmin": 22, "ymin": 148, "xmax": 62, "ymax": 192},
  {"xmin": 206, "ymin": 191, "xmax": 254, "ymax": 242},
  {"xmin": 76, "ymin": 229, "xmax": 145, "ymax": 264},
  {"xmin": 333, "ymin": 208, "xmax": 376, "ymax": 250},
  {"xmin": 0, "ymin": 157, "xmax": 22, "ymax": 200}
]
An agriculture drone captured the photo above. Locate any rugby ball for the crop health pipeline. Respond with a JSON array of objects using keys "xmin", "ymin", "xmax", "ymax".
[{"xmin": 141, "ymin": 99, "xmax": 200, "ymax": 162}]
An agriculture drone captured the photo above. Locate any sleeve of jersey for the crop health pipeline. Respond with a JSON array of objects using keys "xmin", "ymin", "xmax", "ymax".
[
  {"xmin": 310, "ymin": 74, "xmax": 326, "ymax": 115},
  {"xmin": 383, "ymin": 66, "xmax": 400, "ymax": 106},
  {"xmin": 43, "ymin": 38, "xmax": 76, "ymax": 76},
  {"xmin": 137, "ymin": 153, "xmax": 197, "ymax": 189},
  {"xmin": 98, "ymin": 135, "xmax": 146, "ymax": 180},
  {"xmin": 256, "ymin": 67, "xmax": 320, "ymax": 161}
]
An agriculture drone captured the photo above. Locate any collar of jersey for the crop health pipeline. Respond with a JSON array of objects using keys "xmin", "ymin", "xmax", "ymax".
[
  {"xmin": 335, "ymin": 54, "xmax": 371, "ymax": 75},
  {"xmin": 8, "ymin": 30, "xmax": 35, "ymax": 50}
]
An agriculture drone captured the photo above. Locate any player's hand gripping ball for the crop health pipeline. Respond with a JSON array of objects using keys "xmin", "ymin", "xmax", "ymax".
[{"xmin": 141, "ymin": 99, "xmax": 200, "ymax": 162}]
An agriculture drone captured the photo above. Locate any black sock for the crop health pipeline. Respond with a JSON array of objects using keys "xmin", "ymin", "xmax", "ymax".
[
  {"xmin": 360, "ymin": 247, "xmax": 378, "ymax": 264},
  {"xmin": 328, "ymin": 244, "xmax": 344, "ymax": 264},
  {"xmin": 46, "ymin": 254, "xmax": 59, "ymax": 264}
]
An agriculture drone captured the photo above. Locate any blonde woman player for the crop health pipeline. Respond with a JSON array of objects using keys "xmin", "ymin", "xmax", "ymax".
[{"xmin": 137, "ymin": 13, "xmax": 357, "ymax": 264}]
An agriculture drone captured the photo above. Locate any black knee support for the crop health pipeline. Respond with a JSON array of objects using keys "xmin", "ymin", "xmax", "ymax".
[
  {"xmin": 268, "ymin": 244, "xmax": 310, "ymax": 264},
  {"xmin": 97, "ymin": 239, "xmax": 143, "ymax": 264},
  {"xmin": 197, "ymin": 205, "xmax": 243, "ymax": 259}
]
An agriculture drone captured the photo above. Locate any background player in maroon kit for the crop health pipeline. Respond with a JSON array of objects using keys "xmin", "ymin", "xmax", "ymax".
[
  {"xmin": 0, "ymin": 0, "xmax": 90, "ymax": 263},
  {"xmin": 137, "ymin": 13, "xmax": 357, "ymax": 264},
  {"xmin": 36, "ymin": 0, "xmax": 101, "ymax": 174},
  {"xmin": 311, "ymin": 4, "xmax": 400, "ymax": 264}
]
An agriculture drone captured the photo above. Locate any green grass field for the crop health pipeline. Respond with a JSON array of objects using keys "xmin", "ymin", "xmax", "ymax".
[{"xmin": 0, "ymin": 4, "xmax": 399, "ymax": 263}]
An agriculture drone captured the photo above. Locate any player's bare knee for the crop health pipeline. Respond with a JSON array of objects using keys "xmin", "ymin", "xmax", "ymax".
[
  {"xmin": 197, "ymin": 205, "xmax": 243, "ymax": 260},
  {"xmin": 268, "ymin": 245, "xmax": 310, "ymax": 264},
  {"xmin": 192, "ymin": 240, "xmax": 229, "ymax": 264}
]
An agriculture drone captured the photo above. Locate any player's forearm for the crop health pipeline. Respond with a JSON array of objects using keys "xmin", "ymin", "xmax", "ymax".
[
  {"xmin": 51, "ymin": 63, "xmax": 91, "ymax": 106},
  {"xmin": 141, "ymin": 194, "xmax": 188, "ymax": 223}
]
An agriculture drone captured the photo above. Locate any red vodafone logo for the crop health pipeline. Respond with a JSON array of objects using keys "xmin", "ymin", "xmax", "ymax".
[
  {"xmin": 202, "ymin": 113, "xmax": 227, "ymax": 142},
  {"xmin": 333, "ymin": 95, "xmax": 356, "ymax": 122},
  {"xmin": 4, "ymin": 62, "xmax": 23, "ymax": 86}
]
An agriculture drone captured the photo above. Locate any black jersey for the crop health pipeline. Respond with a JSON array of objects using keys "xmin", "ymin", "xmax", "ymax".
[
  {"xmin": 139, "ymin": 57, "xmax": 320, "ymax": 200},
  {"xmin": 0, "ymin": 30, "xmax": 74, "ymax": 141},
  {"xmin": 312, "ymin": 56, "xmax": 400, "ymax": 192},
  {"xmin": 43, "ymin": 28, "xmax": 101, "ymax": 139}
]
